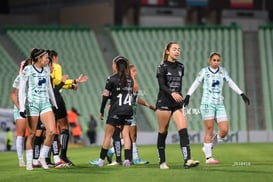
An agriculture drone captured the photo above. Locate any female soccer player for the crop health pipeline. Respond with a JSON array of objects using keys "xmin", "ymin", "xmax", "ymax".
[
  {"xmin": 105, "ymin": 64, "xmax": 156, "ymax": 166},
  {"xmin": 155, "ymin": 42, "xmax": 200, "ymax": 169},
  {"xmin": 128, "ymin": 64, "xmax": 155, "ymax": 164},
  {"xmin": 183, "ymin": 52, "xmax": 250, "ymax": 164},
  {"xmin": 10, "ymin": 59, "xmax": 30, "ymax": 167},
  {"xmin": 93, "ymin": 56, "xmax": 133, "ymax": 167},
  {"xmin": 19, "ymin": 48, "xmax": 58, "ymax": 170},
  {"xmin": 32, "ymin": 53, "xmax": 69, "ymax": 168}
]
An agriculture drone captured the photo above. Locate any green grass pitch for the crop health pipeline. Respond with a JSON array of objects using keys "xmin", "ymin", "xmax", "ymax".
[{"xmin": 0, "ymin": 143, "xmax": 272, "ymax": 182}]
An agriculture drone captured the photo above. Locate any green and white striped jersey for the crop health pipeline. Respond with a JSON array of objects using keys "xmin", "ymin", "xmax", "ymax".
[
  {"xmin": 20, "ymin": 65, "xmax": 51, "ymax": 104},
  {"xmin": 187, "ymin": 66, "xmax": 243, "ymax": 105}
]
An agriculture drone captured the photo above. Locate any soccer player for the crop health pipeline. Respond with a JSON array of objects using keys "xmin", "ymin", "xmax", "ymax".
[
  {"xmin": 49, "ymin": 50, "xmax": 88, "ymax": 165},
  {"xmin": 108, "ymin": 64, "xmax": 156, "ymax": 165},
  {"xmin": 90, "ymin": 56, "xmax": 133, "ymax": 167},
  {"xmin": 10, "ymin": 59, "xmax": 30, "ymax": 167},
  {"xmin": 128, "ymin": 64, "xmax": 156, "ymax": 164},
  {"xmin": 155, "ymin": 42, "xmax": 200, "ymax": 169},
  {"xmin": 19, "ymin": 48, "xmax": 58, "ymax": 170},
  {"xmin": 183, "ymin": 52, "xmax": 250, "ymax": 164}
]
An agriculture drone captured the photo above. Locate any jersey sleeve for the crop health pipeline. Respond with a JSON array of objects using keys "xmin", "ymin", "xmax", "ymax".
[
  {"xmin": 100, "ymin": 76, "xmax": 111, "ymax": 114},
  {"xmin": 51, "ymin": 63, "xmax": 73, "ymax": 89},
  {"xmin": 48, "ymin": 78, "xmax": 58, "ymax": 109},
  {"xmin": 12, "ymin": 75, "xmax": 21, "ymax": 89},
  {"xmin": 156, "ymin": 64, "xmax": 172, "ymax": 95},
  {"xmin": 187, "ymin": 68, "xmax": 204, "ymax": 96},
  {"xmin": 18, "ymin": 67, "xmax": 30, "ymax": 112},
  {"xmin": 223, "ymin": 68, "xmax": 243, "ymax": 95}
]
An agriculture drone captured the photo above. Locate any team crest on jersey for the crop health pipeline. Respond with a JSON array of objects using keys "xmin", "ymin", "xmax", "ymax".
[
  {"xmin": 178, "ymin": 71, "xmax": 182, "ymax": 77},
  {"xmin": 38, "ymin": 78, "xmax": 46, "ymax": 86}
]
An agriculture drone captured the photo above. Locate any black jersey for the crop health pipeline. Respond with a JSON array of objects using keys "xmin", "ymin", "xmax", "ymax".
[
  {"xmin": 156, "ymin": 60, "xmax": 184, "ymax": 108},
  {"xmin": 100, "ymin": 73, "xmax": 133, "ymax": 118}
]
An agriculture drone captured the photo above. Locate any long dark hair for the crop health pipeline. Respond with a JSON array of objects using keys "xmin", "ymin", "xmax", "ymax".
[
  {"xmin": 113, "ymin": 56, "xmax": 129, "ymax": 88},
  {"xmin": 30, "ymin": 48, "xmax": 47, "ymax": 63}
]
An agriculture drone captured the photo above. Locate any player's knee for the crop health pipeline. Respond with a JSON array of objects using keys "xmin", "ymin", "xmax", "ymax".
[
  {"xmin": 47, "ymin": 129, "xmax": 55, "ymax": 138},
  {"xmin": 221, "ymin": 129, "xmax": 228, "ymax": 137}
]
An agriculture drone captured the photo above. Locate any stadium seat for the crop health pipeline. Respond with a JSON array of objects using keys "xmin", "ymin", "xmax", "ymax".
[{"xmin": 258, "ymin": 26, "xmax": 273, "ymax": 130}]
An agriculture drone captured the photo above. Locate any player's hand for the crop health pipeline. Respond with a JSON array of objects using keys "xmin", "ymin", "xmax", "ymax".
[
  {"xmin": 149, "ymin": 105, "xmax": 156, "ymax": 111},
  {"xmin": 146, "ymin": 104, "xmax": 156, "ymax": 111},
  {"xmin": 72, "ymin": 84, "xmax": 78, "ymax": 91},
  {"xmin": 171, "ymin": 92, "xmax": 183, "ymax": 103},
  {"xmin": 62, "ymin": 74, "xmax": 68, "ymax": 83},
  {"xmin": 75, "ymin": 74, "xmax": 88, "ymax": 83},
  {"xmin": 240, "ymin": 93, "xmax": 250, "ymax": 105},
  {"xmin": 100, "ymin": 113, "xmax": 104, "ymax": 120},
  {"xmin": 20, "ymin": 110, "xmax": 26, "ymax": 118},
  {"xmin": 183, "ymin": 95, "xmax": 190, "ymax": 107}
]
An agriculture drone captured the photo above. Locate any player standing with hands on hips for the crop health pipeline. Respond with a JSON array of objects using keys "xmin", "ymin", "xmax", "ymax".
[
  {"xmin": 183, "ymin": 52, "xmax": 250, "ymax": 164},
  {"xmin": 155, "ymin": 42, "xmax": 200, "ymax": 169}
]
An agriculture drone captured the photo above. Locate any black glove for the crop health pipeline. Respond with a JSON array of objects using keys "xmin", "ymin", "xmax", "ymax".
[
  {"xmin": 183, "ymin": 95, "xmax": 190, "ymax": 107},
  {"xmin": 20, "ymin": 111, "xmax": 26, "ymax": 118},
  {"xmin": 240, "ymin": 93, "xmax": 250, "ymax": 105}
]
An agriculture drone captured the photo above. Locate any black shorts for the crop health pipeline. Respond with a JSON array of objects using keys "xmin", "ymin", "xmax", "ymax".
[
  {"xmin": 54, "ymin": 94, "xmax": 67, "ymax": 120},
  {"xmin": 106, "ymin": 115, "xmax": 133, "ymax": 126},
  {"xmin": 156, "ymin": 103, "xmax": 183, "ymax": 113}
]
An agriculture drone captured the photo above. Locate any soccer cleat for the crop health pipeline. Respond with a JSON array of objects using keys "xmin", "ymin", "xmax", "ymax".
[
  {"xmin": 184, "ymin": 159, "xmax": 200, "ymax": 169},
  {"xmin": 38, "ymin": 158, "xmax": 49, "ymax": 169},
  {"xmin": 55, "ymin": 160, "xmax": 68, "ymax": 168},
  {"xmin": 159, "ymin": 162, "xmax": 169, "ymax": 169},
  {"xmin": 107, "ymin": 161, "xmax": 121, "ymax": 166},
  {"xmin": 123, "ymin": 160, "xmax": 131, "ymax": 167},
  {"xmin": 26, "ymin": 163, "xmax": 33, "ymax": 171},
  {"xmin": 133, "ymin": 158, "xmax": 149, "ymax": 165},
  {"xmin": 89, "ymin": 159, "xmax": 104, "ymax": 167},
  {"xmin": 89, "ymin": 159, "xmax": 99, "ymax": 165},
  {"xmin": 32, "ymin": 159, "xmax": 41, "ymax": 168},
  {"xmin": 61, "ymin": 156, "xmax": 75, "ymax": 166},
  {"xmin": 206, "ymin": 157, "xmax": 219, "ymax": 164},
  {"xmin": 106, "ymin": 150, "xmax": 114, "ymax": 164},
  {"xmin": 47, "ymin": 162, "xmax": 55, "ymax": 168},
  {"xmin": 19, "ymin": 160, "xmax": 26, "ymax": 167}
]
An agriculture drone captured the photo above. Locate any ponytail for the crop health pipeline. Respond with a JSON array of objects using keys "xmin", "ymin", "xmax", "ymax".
[{"xmin": 113, "ymin": 56, "xmax": 129, "ymax": 88}]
